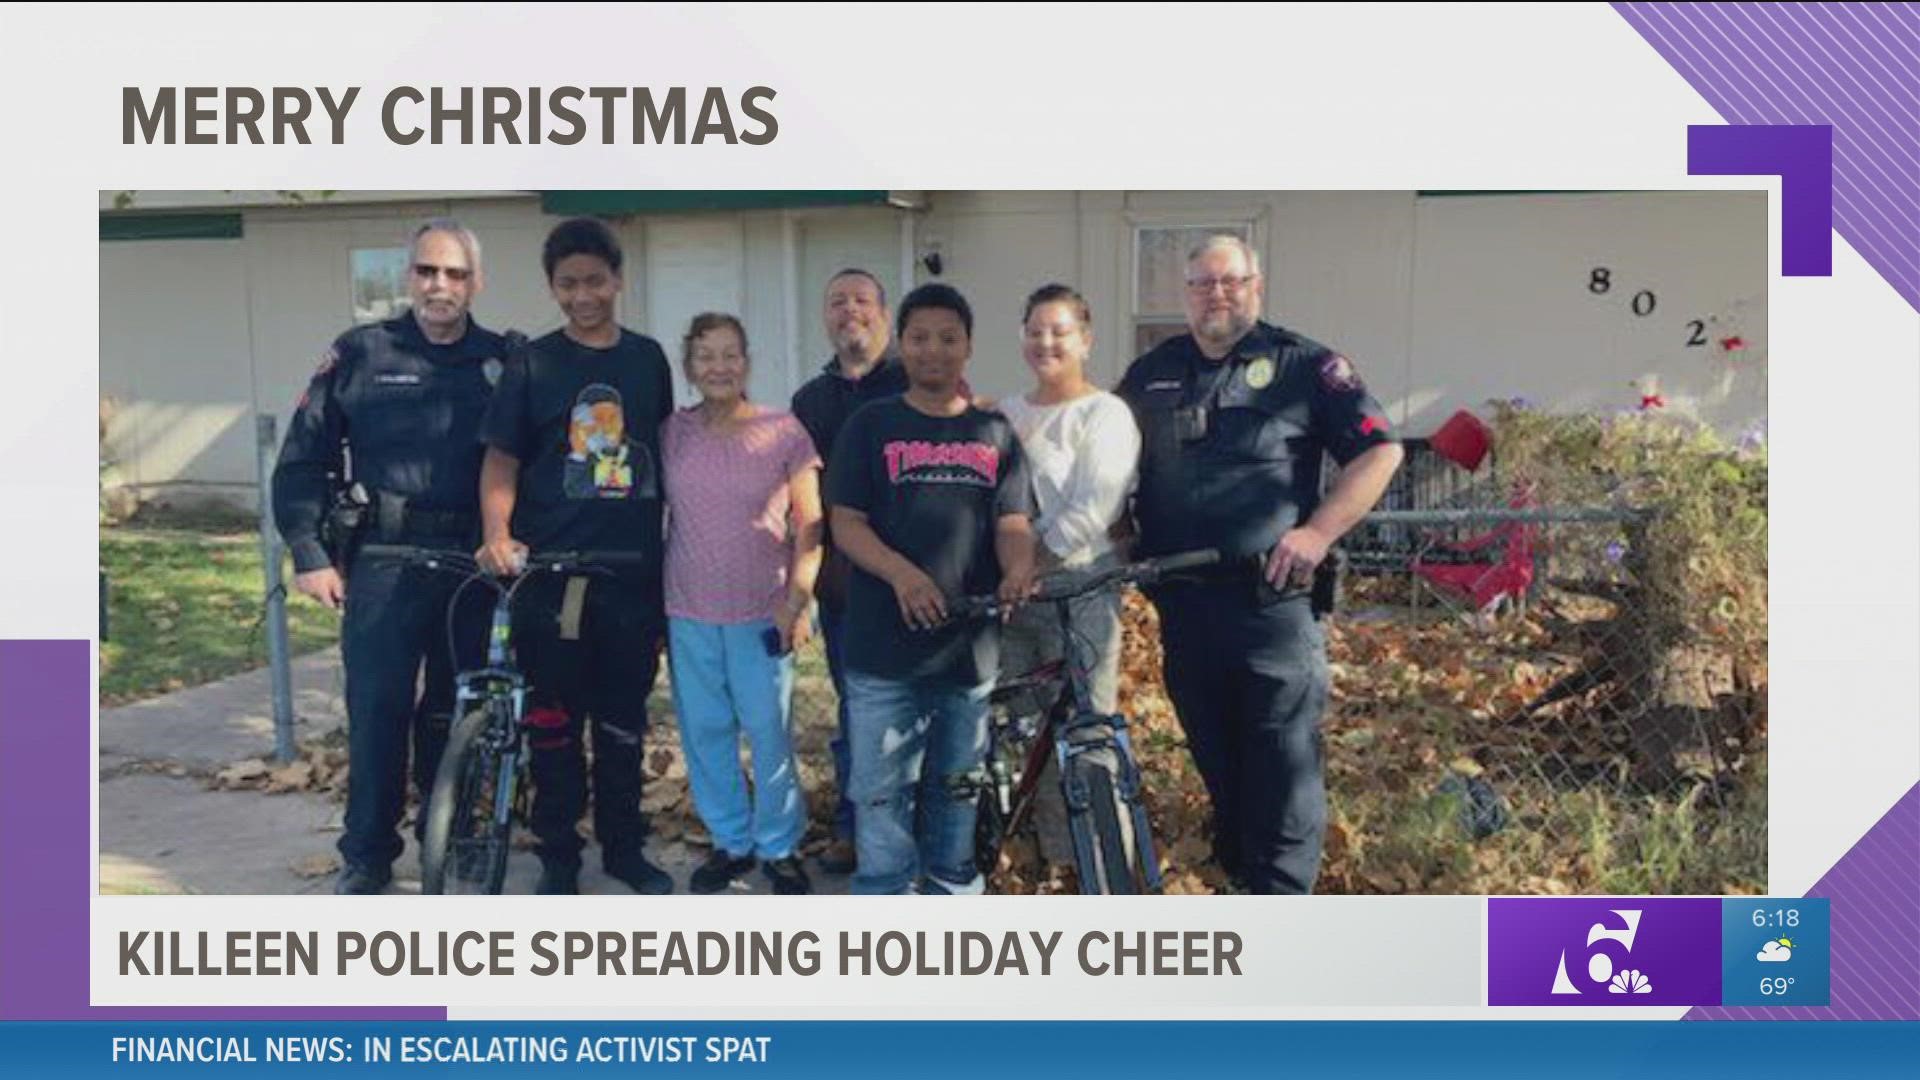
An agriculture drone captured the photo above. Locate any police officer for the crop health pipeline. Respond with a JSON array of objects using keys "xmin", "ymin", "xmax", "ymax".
[
  {"xmin": 273, "ymin": 218, "xmax": 513, "ymax": 894},
  {"xmin": 1116, "ymin": 235, "xmax": 1403, "ymax": 895}
]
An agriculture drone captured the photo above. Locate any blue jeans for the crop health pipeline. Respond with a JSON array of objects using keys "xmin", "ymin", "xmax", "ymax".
[
  {"xmin": 667, "ymin": 618, "xmax": 805, "ymax": 860},
  {"xmin": 843, "ymin": 669, "xmax": 992, "ymax": 895},
  {"xmin": 817, "ymin": 602, "xmax": 856, "ymax": 840}
]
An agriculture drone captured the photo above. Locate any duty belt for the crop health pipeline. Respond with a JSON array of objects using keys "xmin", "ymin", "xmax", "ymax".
[
  {"xmin": 373, "ymin": 491, "xmax": 476, "ymax": 539},
  {"xmin": 1150, "ymin": 550, "xmax": 1342, "ymax": 615}
]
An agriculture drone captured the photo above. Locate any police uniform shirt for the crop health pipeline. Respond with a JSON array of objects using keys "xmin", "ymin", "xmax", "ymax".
[
  {"xmin": 479, "ymin": 328, "xmax": 674, "ymax": 567},
  {"xmin": 273, "ymin": 311, "xmax": 510, "ymax": 573},
  {"xmin": 1116, "ymin": 321, "xmax": 1396, "ymax": 562}
]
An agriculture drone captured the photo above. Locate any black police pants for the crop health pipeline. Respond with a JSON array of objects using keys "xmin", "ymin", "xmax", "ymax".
[
  {"xmin": 338, "ymin": 545, "xmax": 489, "ymax": 871},
  {"xmin": 512, "ymin": 574, "xmax": 663, "ymax": 870},
  {"xmin": 1151, "ymin": 583, "xmax": 1330, "ymax": 895}
]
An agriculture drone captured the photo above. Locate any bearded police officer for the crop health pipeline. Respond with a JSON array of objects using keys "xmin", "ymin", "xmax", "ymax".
[
  {"xmin": 1116, "ymin": 235, "xmax": 1402, "ymax": 894},
  {"xmin": 273, "ymin": 218, "xmax": 513, "ymax": 894}
]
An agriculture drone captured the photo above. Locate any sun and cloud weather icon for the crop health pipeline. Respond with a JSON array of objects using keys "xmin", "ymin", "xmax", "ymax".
[{"xmin": 1756, "ymin": 938, "xmax": 1793, "ymax": 963}]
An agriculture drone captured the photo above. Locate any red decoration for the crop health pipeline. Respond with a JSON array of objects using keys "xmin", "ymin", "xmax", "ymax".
[
  {"xmin": 1719, "ymin": 335, "xmax": 1746, "ymax": 351},
  {"xmin": 1429, "ymin": 409, "xmax": 1491, "ymax": 471},
  {"xmin": 1640, "ymin": 394, "xmax": 1665, "ymax": 410}
]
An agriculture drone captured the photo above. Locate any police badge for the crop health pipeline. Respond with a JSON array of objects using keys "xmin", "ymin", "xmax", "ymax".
[
  {"xmin": 1244, "ymin": 356, "xmax": 1276, "ymax": 389},
  {"xmin": 482, "ymin": 357, "xmax": 504, "ymax": 387}
]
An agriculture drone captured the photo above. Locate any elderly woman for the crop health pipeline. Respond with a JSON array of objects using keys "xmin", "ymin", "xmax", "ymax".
[
  {"xmin": 994, "ymin": 284, "xmax": 1141, "ymax": 862},
  {"xmin": 662, "ymin": 313, "xmax": 823, "ymax": 895}
]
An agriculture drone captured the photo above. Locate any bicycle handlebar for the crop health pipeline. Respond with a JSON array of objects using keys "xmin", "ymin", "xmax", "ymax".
[
  {"xmin": 947, "ymin": 548, "xmax": 1221, "ymax": 622},
  {"xmin": 357, "ymin": 545, "xmax": 655, "ymax": 576}
]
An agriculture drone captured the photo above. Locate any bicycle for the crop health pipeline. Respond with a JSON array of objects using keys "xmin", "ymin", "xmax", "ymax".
[
  {"xmin": 358, "ymin": 544, "xmax": 650, "ymax": 895},
  {"xmin": 950, "ymin": 548, "xmax": 1221, "ymax": 894}
]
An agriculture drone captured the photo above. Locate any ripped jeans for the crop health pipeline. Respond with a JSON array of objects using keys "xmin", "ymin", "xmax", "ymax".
[
  {"xmin": 843, "ymin": 670, "xmax": 992, "ymax": 895},
  {"xmin": 513, "ymin": 574, "xmax": 663, "ymax": 871}
]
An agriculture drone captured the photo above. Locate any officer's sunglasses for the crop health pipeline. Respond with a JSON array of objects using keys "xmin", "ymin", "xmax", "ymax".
[{"xmin": 412, "ymin": 262, "xmax": 473, "ymax": 284}]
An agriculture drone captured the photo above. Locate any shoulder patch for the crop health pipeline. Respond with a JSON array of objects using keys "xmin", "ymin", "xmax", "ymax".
[
  {"xmin": 1319, "ymin": 353, "xmax": 1363, "ymax": 392},
  {"xmin": 315, "ymin": 347, "xmax": 338, "ymax": 376}
]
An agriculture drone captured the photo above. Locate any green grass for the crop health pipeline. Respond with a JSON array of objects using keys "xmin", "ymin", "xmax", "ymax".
[
  {"xmin": 1326, "ymin": 763, "xmax": 1767, "ymax": 895},
  {"xmin": 100, "ymin": 527, "xmax": 341, "ymax": 704}
]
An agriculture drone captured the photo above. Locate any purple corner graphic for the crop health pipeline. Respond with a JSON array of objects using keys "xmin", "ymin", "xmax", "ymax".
[
  {"xmin": 1488, "ymin": 898, "xmax": 1723, "ymax": 1006},
  {"xmin": 1688, "ymin": 784, "xmax": 1920, "ymax": 1021},
  {"xmin": 0, "ymin": 639, "xmax": 445, "ymax": 1021},
  {"xmin": 1615, "ymin": 2, "xmax": 1920, "ymax": 312},
  {"xmin": 1689, "ymin": 124, "xmax": 1834, "ymax": 276}
]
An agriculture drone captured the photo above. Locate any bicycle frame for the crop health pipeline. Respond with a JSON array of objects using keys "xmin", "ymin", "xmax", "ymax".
[
  {"xmin": 359, "ymin": 544, "xmax": 650, "ymax": 894},
  {"xmin": 973, "ymin": 552, "xmax": 1221, "ymax": 893},
  {"xmin": 451, "ymin": 594, "xmax": 531, "ymax": 837}
]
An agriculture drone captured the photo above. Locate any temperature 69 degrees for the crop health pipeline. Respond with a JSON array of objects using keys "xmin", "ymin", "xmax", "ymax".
[{"xmin": 1719, "ymin": 898, "xmax": 1829, "ymax": 1006}]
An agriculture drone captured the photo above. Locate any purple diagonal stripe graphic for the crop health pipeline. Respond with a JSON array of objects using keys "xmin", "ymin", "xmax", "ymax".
[
  {"xmin": 0, "ymin": 640, "xmax": 443, "ymax": 1020},
  {"xmin": 1615, "ymin": 2, "xmax": 1920, "ymax": 311},
  {"xmin": 1687, "ymin": 783, "xmax": 1920, "ymax": 1021}
]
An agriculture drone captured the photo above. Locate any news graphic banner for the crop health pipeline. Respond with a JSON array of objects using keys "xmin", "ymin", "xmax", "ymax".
[{"xmin": 1487, "ymin": 898, "xmax": 1830, "ymax": 1007}]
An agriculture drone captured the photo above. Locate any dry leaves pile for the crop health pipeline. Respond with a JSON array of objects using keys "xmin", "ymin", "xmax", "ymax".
[
  {"xmin": 210, "ymin": 581, "xmax": 1764, "ymax": 896},
  {"xmin": 989, "ymin": 587, "xmax": 1766, "ymax": 896}
]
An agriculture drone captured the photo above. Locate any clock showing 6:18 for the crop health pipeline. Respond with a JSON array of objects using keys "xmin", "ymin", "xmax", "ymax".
[
  {"xmin": 1720, "ymin": 898, "xmax": 1830, "ymax": 1006},
  {"xmin": 1588, "ymin": 267, "xmax": 1712, "ymax": 348}
]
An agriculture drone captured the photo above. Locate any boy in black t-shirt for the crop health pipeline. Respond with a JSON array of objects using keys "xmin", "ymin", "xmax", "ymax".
[
  {"xmin": 476, "ymin": 218, "xmax": 674, "ymax": 895},
  {"xmin": 825, "ymin": 284, "xmax": 1038, "ymax": 895}
]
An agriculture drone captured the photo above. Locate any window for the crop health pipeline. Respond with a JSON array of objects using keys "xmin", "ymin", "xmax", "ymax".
[
  {"xmin": 350, "ymin": 247, "xmax": 410, "ymax": 325},
  {"xmin": 1132, "ymin": 223, "xmax": 1253, "ymax": 354}
]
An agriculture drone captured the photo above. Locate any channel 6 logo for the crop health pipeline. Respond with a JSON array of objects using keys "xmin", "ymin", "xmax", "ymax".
[{"xmin": 1487, "ymin": 899, "xmax": 1722, "ymax": 1006}]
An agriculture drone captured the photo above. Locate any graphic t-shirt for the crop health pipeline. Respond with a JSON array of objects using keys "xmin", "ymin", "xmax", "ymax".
[
  {"xmin": 825, "ymin": 398, "xmax": 1034, "ymax": 684},
  {"xmin": 480, "ymin": 328, "xmax": 674, "ymax": 580}
]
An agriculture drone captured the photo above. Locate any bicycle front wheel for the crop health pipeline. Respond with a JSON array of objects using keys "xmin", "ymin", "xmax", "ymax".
[
  {"xmin": 1065, "ymin": 747, "xmax": 1148, "ymax": 895},
  {"xmin": 421, "ymin": 707, "xmax": 514, "ymax": 895}
]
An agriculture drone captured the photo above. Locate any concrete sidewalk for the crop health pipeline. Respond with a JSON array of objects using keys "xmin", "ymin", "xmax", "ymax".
[{"xmin": 99, "ymin": 649, "xmax": 851, "ymax": 897}]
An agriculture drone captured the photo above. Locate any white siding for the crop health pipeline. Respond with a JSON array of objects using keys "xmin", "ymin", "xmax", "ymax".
[
  {"xmin": 100, "ymin": 238, "xmax": 255, "ymax": 493},
  {"xmin": 99, "ymin": 190, "xmax": 1768, "ymax": 506},
  {"xmin": 1407, "ymin": 192, "xmax": 1767, "ymax": 430},
  {"xmin": 795, "ymin": 207, "xmax": 908, "ymax": 372},
  {"xmin": 642, "ymin": 216, "xmax": 747, "ymax": 406}
]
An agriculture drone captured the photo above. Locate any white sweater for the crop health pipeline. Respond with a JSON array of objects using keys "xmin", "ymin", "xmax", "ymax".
[{"xmin": 996, "ymin": 389, "xmax": 1142, "ymax": 567}]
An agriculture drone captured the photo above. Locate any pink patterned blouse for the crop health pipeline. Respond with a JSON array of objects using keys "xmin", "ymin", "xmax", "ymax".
[{"xmin": 662, "ymin": 404, "xmax": 821, "ymax": 624}]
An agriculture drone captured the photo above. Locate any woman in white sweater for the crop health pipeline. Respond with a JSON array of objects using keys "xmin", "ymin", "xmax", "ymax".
[{"xmin": 996, "ymin": 284, "xmax": 1143, "ymax": 861}]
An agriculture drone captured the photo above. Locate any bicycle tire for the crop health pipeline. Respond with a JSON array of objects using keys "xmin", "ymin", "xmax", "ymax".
[
  {"xmin": 1066, "ymin": 748, "xmax": 1143, "ymax": 895},
  {"xmin": 421, "ymin": 707, "xmax": 513, "ymax": 895}
]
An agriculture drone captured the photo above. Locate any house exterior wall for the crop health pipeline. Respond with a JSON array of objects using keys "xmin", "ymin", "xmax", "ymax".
[{"xmin": 100, "ymin": 190, "xmax": 1765, "ymax": 507}]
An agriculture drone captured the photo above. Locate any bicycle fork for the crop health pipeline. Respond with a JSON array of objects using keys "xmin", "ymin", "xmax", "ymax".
[
  {"xmin": 454, "ymin": 672, "xmax": 528, "ymax": 831},
  {"xmin": 1056, "ymin": 713, "xmax": 1164, "ymax": 893}
]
